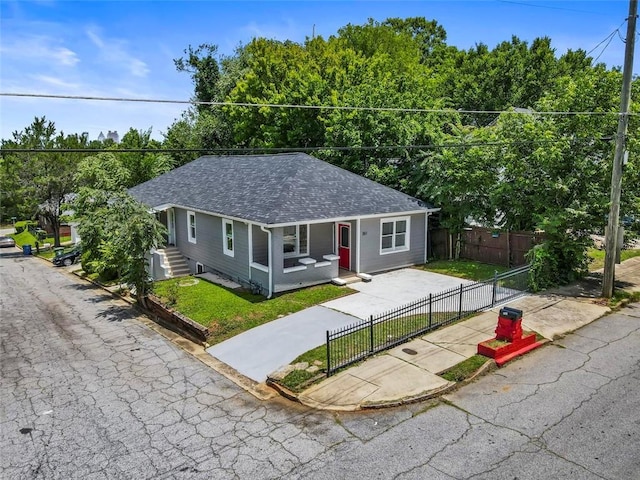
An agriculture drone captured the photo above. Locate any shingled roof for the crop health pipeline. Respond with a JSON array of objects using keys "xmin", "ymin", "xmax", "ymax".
[{"xmin": 128, "ymin": 153, "xmax": 436, "ymax": 225}]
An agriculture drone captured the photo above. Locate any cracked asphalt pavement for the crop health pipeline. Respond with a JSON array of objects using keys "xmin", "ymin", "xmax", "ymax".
[{"xmin": 2, "ymin": 251, "xmax": 639, "ymax": 479}]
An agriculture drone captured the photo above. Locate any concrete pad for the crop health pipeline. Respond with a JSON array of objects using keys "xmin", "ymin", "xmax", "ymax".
[
  {"xmin": 196, "ymin": 272, "xmax": 241, "ymax": 289},
  {"xmin": 494, "ymin": 295, "xmax": 561, "ymax": 313},
  {"xmin": 299, "ymin": 355, "xmax": 451, "ymax": 410},
  {"xmin": 323, "ymin": 295, "xmax": 404, "ymax": 320},
  {"xmin": 458, "ymin": 312, "xmax": 500, "ymax": 335},
  {"xmin": 426, "ymin": 324, "xmax": 492, "ymax": 357},
  {"xmin": 616, "ymin": 257, "xmax": 640, "ymax": 292},
  {"xmin": 323, "ymin": 268, "xmax": 468, "ymax": 319},
  {"xmin": 206, "ymin": 306, "xmax": 359, "ymax": 382},
  {"xmin": 359, "ymin": 358, "xmax": 452, "ymax": 406},
  {"xmin": 522, "ymin": 298, "xmax": 610, "ymax": 340},
  {"xmin": 298, "ymin": 372, "xmax": 379, "ymax": 410},
  {"xmin": 388, "ymin": 338, "xmax": 467, "ymax": 374}
]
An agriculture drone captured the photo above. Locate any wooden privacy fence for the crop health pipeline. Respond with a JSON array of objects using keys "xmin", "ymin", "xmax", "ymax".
[{"xmin": 430, "ymin": 227, "xmax": 544, "ymax": 267}]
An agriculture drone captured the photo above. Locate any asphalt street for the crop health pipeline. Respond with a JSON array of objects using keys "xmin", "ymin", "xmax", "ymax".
[{"xmin": 1, "ymin": 250, "xmax": 639, "ymax": 479}]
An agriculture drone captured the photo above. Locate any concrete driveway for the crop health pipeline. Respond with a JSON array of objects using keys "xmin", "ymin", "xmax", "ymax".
[
  {"xmin": 206, "ymin": 306, "xmax": 359, "ymax": 382},
  {"xmin": 207, "ymin": 268, "xmax": 472, "ymax": 382},
  {"xmin": 322, "ymin": 268, "xmax": 470, "ymax": 319}
]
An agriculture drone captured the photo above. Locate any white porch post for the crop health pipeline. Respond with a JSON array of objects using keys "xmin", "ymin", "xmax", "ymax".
[
  {"xmin": 248, "ymin": 223, "xmax": 253, "ymax": 281},
  {"xmin": 424, "ymin": 212, "xmax": 429, "ymax": 264},
  {"xmin": 356, "ymin": 218, "xmax": 361, "ymax": 273}
]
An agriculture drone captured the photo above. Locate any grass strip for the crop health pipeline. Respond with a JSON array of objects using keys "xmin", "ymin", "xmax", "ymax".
[
  {"xmin": 440, "ymin": 355, "xmax": 488, "ymax": 382},
  {"xmin": 418, "ymin": 259, "xmax": 509, "ymax": 281}
]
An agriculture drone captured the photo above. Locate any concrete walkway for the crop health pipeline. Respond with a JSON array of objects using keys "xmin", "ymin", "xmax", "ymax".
[
  {"xmin": 206, "ymin": 306, "xmax": 359, "ymax": 382},
  {"xmin": 297, "ymin": 258, "xmax": 640, "ymax": 411}
]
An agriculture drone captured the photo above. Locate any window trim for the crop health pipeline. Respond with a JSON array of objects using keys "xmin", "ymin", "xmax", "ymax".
[
  {"xmin": 187, "ymin": 211, "xmax": 197, "ymax": 244},
  {"xmin": 380, "ymin": 216, "xmax": 410, "ymax": 255},
  {"xmin": 283, "ymin": 224, "xmax": 309, "ymax": 258},
  {"xmin": 222, "ymin": 218, "xmax": 234, "ymax": 257}
]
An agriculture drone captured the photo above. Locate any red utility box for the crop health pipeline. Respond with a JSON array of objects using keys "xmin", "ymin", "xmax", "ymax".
[
  {"xmin": 495, "ymin": 307, "xmax": 523, "ymax": 341},
  {"xmin": 477, "ymin": 306, "xmax": 544, "ymax": 366}
]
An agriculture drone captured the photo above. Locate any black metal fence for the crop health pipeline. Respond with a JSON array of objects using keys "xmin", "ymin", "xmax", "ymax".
[{"xmin": 326, "ymin": 264, "xmax": 531, "ymax": 376}]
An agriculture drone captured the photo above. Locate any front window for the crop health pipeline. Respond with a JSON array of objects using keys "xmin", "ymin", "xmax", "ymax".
[
  {"xmin": 223, "ymin": 219, "xmax": 234, "ymax": 257},
  {"xmin": 380, "ymin": 217, "xmax": 410, "ymax": 254},
  {"xmin": 283, "ymin": 224, "xmax": 309, "ymax": 257},
  {"xmin": 187, "ymin": 211, "xmax": 197, "ymax": 244}
]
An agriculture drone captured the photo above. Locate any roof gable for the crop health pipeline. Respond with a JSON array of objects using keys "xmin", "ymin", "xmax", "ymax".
[{"xmin": 129, "ymin": 153, "xmax": 435, "ymax": 225}]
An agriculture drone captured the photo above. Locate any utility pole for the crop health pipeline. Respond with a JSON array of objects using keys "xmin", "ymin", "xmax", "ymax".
[{"xmin": 603, "ymin": 0, "xmax": 638, "ymax": 298}]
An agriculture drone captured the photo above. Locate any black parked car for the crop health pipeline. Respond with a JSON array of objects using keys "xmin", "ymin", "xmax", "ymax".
[{"xmin": 52, "ymin": 246, "xmax": 82, "ymax": 267}]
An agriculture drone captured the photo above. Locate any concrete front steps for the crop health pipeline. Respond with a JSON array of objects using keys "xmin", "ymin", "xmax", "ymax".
[
  {"xmin": 332, "ymin": 272, "xmax": 371, "ymax": 286},
  {"xmin": 157, "ymin": 247, "xmax": 190, "ymax": 278}
]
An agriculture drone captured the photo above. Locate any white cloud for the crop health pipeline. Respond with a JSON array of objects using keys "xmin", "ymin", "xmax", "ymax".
[
  {"xmin": 30, "ymin": 75, "xmax": 80, "ymax": 89},
  {"xmin": 0, "ymin": 35, "xmax": 79, "ymax": 67},
  {"xmin": 51, "ymin": 47, "xmax": 79, "ymax": 66},
  {"xmin": 129, "ymin": 58, "xmax": 150, "ymax": 78},
  {"xmin": 84, "ymin": 26, "xmax": 149, "ymax": 78},
  {"xmin": 86, "ymin": 28, "xmax": 105, "ymax": 49}
]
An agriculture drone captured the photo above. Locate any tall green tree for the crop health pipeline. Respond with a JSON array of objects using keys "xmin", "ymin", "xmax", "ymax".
[
  {"xmin": 174, "ymin": 43, "xmax": 221, "ymax": 110},
  {"xmin": 118, "ymin": 128, "xmax": 174, "ymax": 187},
  {"xmin": 0, "ymin": 117, "xmax": 87, "ymax": 245},
  {"xmin": 74, "ymin": 154, "xmax": 166, "ymax": 302}
]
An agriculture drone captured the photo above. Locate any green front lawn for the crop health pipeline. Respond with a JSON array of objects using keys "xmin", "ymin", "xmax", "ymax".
[
  {"xmin": 418, "ymin": 259, "xmax": 509, "ymax": 281},
  {"xmin": 153, "ymin": 278, "xmax": 354, "ymax": 344},
  {"xmin": 10, "ymin": 229, "xmax": 71, "ymax": 248},
  {"xmin": 588, "ymin": 248, "xmax": 640, "ymax": 271}
]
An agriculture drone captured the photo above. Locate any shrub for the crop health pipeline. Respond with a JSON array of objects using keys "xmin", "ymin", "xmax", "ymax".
[
  {"xmin": 14, "ymin": 220, "xmax": 37, "ymax": 234},
  {"xmin": 527, "ymin": 229, "xmax": 590, "ymax": 292}
]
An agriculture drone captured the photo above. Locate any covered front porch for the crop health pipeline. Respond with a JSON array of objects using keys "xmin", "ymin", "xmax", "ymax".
[{"xmin": 249, "ymin": 221, "xmax": 354, "ymax": 295}]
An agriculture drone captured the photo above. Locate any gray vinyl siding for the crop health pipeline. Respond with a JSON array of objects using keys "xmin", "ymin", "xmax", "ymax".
[
  {"xmin": 271, "ymin": 227, "xmax": 285, "ymax": 286},
  {"xmin": 157, "ymin": 210, "xmax": 169, "ymax": 246},
  {"xmin": 174, "ymin": 208, "xmax": 250, "ymax": 283},
  {"xmin": 273, "ymin": 262, "xmax": 338, "ymax": 293},
  {"xmin": 309, "ymin": 223, "xmax": 334, "ymax": 258},
  {"xmin": 359, "ymin": 213, "xmax": 426, "ymax": 273},
  {"xmin": 251, "ymin": 225, "xmax": 269, "ymax": 265},
  {"xmin": 249, "ymin": 266, "xmax": 269, "ymax": 295}
]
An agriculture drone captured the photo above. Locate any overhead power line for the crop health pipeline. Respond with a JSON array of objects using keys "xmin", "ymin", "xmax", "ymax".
[
  {"xmin": 0, "ymin": 136, "xmax": 614, "ymax": 154},
  {"xmin": 497, "ymin": 1, "xmax": 609, "ymax": 16},
  {"xmin": 0, "ymin": 92, "xmax": 631, "ymax": 117},
  {"xmin": 587, "ymin": 20, "xmax": 629, "ymax": 64}
]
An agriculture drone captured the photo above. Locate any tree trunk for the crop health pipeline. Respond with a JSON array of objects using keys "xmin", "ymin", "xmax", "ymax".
[{"xmin": 53, "ymin": 220, "xmax": 61, "ymax": 247}]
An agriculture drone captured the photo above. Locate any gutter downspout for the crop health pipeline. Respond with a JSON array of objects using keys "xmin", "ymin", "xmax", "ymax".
[
  {"xmin": 260, "ymin": 225, "xmax": 273, "ymax": 299},
  {"xmin": 247, "ymin": 223, "xmax": 253, "ymax": 282}
]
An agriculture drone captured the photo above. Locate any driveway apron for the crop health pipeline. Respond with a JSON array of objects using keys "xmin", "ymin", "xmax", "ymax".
[{"xmin": 206, "ymin": 306, "xmax": 359, "ymax": 382}]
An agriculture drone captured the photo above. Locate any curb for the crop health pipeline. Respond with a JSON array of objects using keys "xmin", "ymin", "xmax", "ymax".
[
  {"xmin": 360, "ymin": 381, "xmax": 457, "ymax": 410},
  {"xmin": 265, "ymin": 379, "xmax": 302, "ymax": 404}
]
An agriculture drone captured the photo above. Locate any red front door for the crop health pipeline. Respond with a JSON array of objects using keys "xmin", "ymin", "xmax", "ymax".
[{"xmin": 338, "ymin": 223, "xmax": 351, "ymax": 270}]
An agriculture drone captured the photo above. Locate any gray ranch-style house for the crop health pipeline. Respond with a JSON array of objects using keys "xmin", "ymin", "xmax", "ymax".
[{"xmin": 129, "ymin": 153, "xmax": 439, "ymax": 297}]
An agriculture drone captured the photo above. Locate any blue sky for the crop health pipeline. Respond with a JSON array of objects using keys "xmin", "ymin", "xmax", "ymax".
[{"xmin": 0, "ymin": 0, "xmax": 634, "ymax": 142}]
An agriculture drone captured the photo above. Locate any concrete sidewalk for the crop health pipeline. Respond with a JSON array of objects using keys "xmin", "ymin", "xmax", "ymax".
[{"xmin": 296, "ymin": 258, "xmax": 640, "ymax": 411}]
